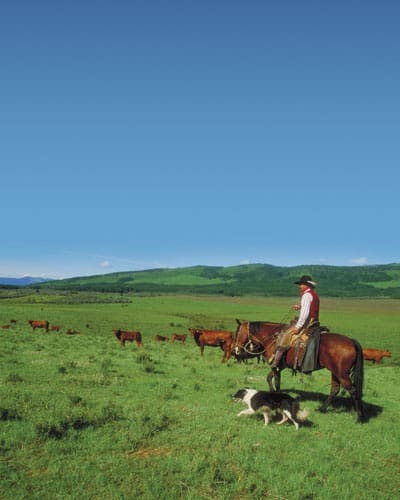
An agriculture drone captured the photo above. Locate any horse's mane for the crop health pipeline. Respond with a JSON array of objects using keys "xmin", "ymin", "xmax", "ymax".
[{"xmin": 248, "ymin": 321, "xmax": 284, "ymax": 335}]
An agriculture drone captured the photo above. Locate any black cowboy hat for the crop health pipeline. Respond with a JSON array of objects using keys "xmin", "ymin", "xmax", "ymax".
[{"xmin": 294, "ymin": 275, "xmax": 317, "ymax": 287}]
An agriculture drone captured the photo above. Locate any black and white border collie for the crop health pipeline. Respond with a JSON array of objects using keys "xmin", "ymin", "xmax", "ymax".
[{"xmin": 232, "ymin": 388, "xmax": 309, "ymax": 430}]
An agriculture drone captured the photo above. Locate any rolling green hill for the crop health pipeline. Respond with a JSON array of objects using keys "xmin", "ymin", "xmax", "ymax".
[{"xmin": 32, "ymin": 263, "xmax": 400, "ymax": 298}]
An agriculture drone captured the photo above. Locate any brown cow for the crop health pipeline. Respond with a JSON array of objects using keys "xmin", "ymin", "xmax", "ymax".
[
  {"xmin": 189, "ymin": 328, "xmax": 233, "ymax": 362},
  {"xmin": 113, "ymin": 329, "xmax": 144, "ymax": 347},
  {"xmin": 362, "ymin": 348, "xmax": 391, "ymax": 364},
  {"xmin": 154, "ymin": 335, "xmax": 169, "ymax": 342},
  {"xmin": 51, "ymin": 325, "xmax": 61, "ymax": 332},
  {"xmin": 28, "ymin": 320, "xmax": 49, "ymax": 332},
  {"xmin": 1, "ymin": 324, "xmax": 10, "ymax": 329},
  {"xmin": 171, "ymin": 333, "xmax": 187, "ymax": 343}
]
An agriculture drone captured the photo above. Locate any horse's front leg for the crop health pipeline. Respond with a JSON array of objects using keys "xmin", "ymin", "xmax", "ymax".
[
  {"xmin": 266, "ymin": 369, "xmax": 281, "ymax": 392},
  {"xmin": 319, "ymin": 374, "xmax": 340, "ymax": 413}
]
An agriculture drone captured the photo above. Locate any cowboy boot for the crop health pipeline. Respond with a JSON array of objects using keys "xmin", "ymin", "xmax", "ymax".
[{"xmin": 271, "ymin": 348, "xmax": 284, "ymax": 368}]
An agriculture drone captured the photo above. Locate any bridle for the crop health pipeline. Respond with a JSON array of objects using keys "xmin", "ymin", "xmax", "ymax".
[
  {"xmin": 234, "ymin": 319, "xmax": 288, "ymax": 357},
  {"xmin": 241, "ymin": 323, "xmax": 266, "ymax": 355},
  {"xmin": 233, "ymin": 322, "xmax": 262, "ymax": 355}
]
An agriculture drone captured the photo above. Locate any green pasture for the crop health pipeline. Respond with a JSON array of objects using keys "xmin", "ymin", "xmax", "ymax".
[{"xmin": 0, "ymin": 294, "xmax": 399, "ymax": 499}]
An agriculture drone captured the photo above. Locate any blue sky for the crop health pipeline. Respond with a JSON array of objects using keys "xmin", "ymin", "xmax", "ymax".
[{"xmin": 1, "ymin": 0, "xmax": 399, "ymax": 279}]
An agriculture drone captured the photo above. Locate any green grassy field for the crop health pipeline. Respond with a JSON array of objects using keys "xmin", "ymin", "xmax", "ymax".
[{"xmin": 1, "ymin": 294, "xmax": 399, "ymax": 499}]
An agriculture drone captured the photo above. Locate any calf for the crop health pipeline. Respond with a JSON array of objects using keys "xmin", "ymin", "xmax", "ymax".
[
  {"xmin": 66, "ymin": 329, "xmax": 80, "ymax": 335},
  {"xmin": 362, "ymin": 348, "xmax": 391, "ymax": 364},
  {"xmin": 171, "ymin": 333, "xmax": 187, "ymax": 343},
  {"xmin": 51, "ymin": 325, "xmax": 61, "ymax": 332},
  {"xmin": 154, "ymin": 335, "xmax": 169, "ymax": 342}
]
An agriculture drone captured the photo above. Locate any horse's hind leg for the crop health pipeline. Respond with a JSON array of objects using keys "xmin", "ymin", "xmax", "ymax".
[
  {"xmin": 319, "ymin": 375, "xmax": 340, "ymax": 413},
  {"xmin": 349, "ymin": 385, "xmax": 364, "ymax": 423},
  {"xmin": 338, "ymin": 374, "xmax": 364, "ymax": 423}
]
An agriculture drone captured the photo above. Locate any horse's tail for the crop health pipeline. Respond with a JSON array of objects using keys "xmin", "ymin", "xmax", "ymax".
[{"xmin": 351, "ymin": 338, "xmax": 364, "ymax": 409}]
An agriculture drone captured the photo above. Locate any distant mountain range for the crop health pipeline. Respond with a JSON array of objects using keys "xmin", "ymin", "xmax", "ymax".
[
  {"xmin": 27, "ymin": 263, "xmax": 400, "ymax": 298},
  {"xmin": 0, "ymin": 276, "xmax": 53, "ymax": 287}
]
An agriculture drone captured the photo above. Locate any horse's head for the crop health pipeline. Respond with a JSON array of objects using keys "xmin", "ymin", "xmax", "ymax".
[{"xmin": 234, "ymin": 319, "xmax": 249, "ymax": 355}]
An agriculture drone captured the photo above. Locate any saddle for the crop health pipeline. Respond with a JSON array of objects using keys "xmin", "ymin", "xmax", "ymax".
[{"xmin": 291, "ymin": 326, "xmax": 328, "ymax": 373}]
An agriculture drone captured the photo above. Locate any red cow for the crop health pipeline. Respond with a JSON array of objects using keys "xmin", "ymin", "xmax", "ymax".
[
  {"xmin": 113, "ymin": 329, "xmax": 144, "ymax": 347},
  {"xmin": 171, "ymin": 333, "xmax": 187, "ymax": 343},
  {"xmin": 189, "ymin": 328, "xmax": 234, "ymax": 362},
  {"xmin": 362, "ymin": 348, "xmax": 391, "ymax": 363},
  {"xmin": 154, "ymin": 335, "xmax": 169, "ymax": 342},
  {"xmin": 28, "ymin": 320, "xmax": 49, "ymax": 332},
  {"xmin": 51, "ymin": 325, "xmax": 61, "ymax": 332}
]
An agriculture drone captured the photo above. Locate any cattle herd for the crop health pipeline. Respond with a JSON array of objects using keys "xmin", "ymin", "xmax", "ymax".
[
  {"xmin": 113, "ymin": 327, "xmax": 393, "ymax": 366},
  {"xmin": 1, "ymin": 319, "xmax": 392, "ymax": 366},
  {"xmin": 0, "ymin": 320, "xmax": 82, "ymax": 335}
]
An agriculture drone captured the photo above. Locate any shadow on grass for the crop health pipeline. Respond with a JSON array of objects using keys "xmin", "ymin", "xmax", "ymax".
[{"xmin": 284, "ymin": 387, "xmax": 383, "ymax": 422}]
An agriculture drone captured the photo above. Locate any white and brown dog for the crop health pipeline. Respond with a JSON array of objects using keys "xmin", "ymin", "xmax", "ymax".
[{"xmin": 233, "ymin": 388, "xmax": 309, "ymax": 430}]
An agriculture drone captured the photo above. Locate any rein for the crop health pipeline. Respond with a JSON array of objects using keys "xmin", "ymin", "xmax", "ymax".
[{"xmin": 237, "ymin": 316, "xmax": 289, "ymax": 356}]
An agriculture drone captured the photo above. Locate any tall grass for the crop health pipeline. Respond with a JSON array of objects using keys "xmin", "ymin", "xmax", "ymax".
[{"xmin": 0, "ymin": 295, "xmax": 399, "ymax": 499}]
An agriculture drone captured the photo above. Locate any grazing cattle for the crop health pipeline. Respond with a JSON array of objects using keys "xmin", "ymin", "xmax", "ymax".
[
  {"xmin": 154, "ymin": 335, "xmax": 169, "ymax": 342},
  {"xmin": 51, "ymin": 325, "xmax": 61, "ymax": 332},
  {"xmin": 28, "ymin": 320, "xmax": 49, "ymax": 332},
  {"xmin": 66, "ymin": 329, "xmax": 80, "ymax": 335},
  {"xmin": 362, "ymin": 348, "xmax": 391, "ymax": 364},
  {"xmin": 10, "ymin": 319, "xmax": 18, "ymax": 324},
  {"xmin": 188, "ymin": 328, "xmax": 234, "ymax": 362},
  {"xmin": 171, "ymin": 333, "xmax": 187, "ymax": 343},
  {"xmin": 113, "ymin": 329, "xmax": 144, "ymax": 347},
  {"xmin": 1, "ymin": 324, "xmax": 10, "ymax": 329}
]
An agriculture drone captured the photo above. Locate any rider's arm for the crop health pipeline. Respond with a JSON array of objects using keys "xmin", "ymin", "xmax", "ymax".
[{"xmin": 295, "ymin": 291, "xmax": 312, "ymax": 329}]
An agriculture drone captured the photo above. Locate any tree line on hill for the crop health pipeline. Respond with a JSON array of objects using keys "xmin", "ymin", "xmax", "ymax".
[{"xmin": 27, "ymin": 263, "xmax": 400, "ymax": 298}]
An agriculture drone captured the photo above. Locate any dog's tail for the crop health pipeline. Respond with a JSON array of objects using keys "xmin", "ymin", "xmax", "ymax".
[
  {"xmin": 293, "ymin": 400, "xmax": 309, "ymax": 423},
  {"xmin": 296, "ymin": 407, "xmax": 309, "ymax": 422}
]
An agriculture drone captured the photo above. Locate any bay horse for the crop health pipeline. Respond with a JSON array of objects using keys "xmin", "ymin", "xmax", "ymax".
[{"xmin": 234, "ymin": 320, "xmax": 364, "ymax": 422}]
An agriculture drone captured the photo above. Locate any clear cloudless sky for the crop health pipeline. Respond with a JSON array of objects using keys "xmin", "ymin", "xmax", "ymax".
[{"xmin": 1, "ymin": 0, "xmax": 399, "ymax": 279}]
